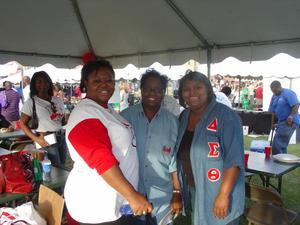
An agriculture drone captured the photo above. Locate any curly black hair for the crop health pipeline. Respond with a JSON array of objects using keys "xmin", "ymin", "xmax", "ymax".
[{"xmin": 140, "ymin": 69, "xmax": 168, "ymax": 91}]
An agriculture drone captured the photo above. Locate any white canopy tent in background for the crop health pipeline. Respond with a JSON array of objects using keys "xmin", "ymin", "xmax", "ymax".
[{"xmin": 0, "ymin": 0, "xmax": 300, "ymax": 74}]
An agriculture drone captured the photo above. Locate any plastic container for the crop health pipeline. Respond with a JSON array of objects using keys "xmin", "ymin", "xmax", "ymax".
[
  {"xmin": 41, "ymin": 156, "xmax": 52, "ymax": 182},
  {"xmin": 119, "ymin": 204, "xmax": 133, "ymax": 216}
]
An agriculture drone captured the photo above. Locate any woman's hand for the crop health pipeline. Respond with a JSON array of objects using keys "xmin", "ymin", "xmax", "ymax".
[
  {"xmin": 34, "ymin": 134, "xmax": 50, "ymax": 148},
  {"xmin": 170, "ymin": 192, "xmax": 182, "ymax": 217},
  {"xmin": 127, "ymin": 191, "xmax": 152, "ymax": 216},
  {"xmin": 213, "ymin": 193, "xmax": 229, "ymax": 219}
]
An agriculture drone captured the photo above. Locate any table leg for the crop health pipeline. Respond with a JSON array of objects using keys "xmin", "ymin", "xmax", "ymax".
[
  {"xmin": 278, "ymin": 177, "xmax": 282, "ymax": 194},
  {"xmin": 259, "ymin": 175, "xmax": 266, "ymax": 186}
]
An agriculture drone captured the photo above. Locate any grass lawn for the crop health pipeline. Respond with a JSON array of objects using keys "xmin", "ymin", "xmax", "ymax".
[{"xmin": 174, "ymin": 135, "xmax": 300, "ymax": 225}]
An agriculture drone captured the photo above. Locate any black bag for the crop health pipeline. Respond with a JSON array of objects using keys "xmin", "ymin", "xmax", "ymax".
[{"xmin": 29, "ymin": 97, "xmax": 39, "ymax": 130}]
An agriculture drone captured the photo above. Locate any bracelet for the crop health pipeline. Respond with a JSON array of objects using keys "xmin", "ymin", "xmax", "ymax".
[
  {"xmin": 173, "ymin": 189, "xmax": 181, "ymax": 194},
  {"xmin": 288, "ymin": 115, "xmax": 293, "ymax": 119}
]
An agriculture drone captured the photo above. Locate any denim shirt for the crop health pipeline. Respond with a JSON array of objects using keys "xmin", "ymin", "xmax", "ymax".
[
  {"xmin": 121, "ymin": 103, "xmax": 178, "ymax": 222},
  {"xmin": 176, "ymin": 98, "xmax": 245, "ymax": 225}
]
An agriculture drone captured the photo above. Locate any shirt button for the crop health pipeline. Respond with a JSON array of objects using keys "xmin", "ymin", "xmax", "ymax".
[{"xmin": 145, "ymin": 165, "xmax": 148, "ymax": 168}]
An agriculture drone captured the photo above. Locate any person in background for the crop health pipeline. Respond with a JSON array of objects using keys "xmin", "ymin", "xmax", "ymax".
[
  {"xmin": 64, "ymin": 60, "xmax": 152, "ymax": 225},
  {"xmin": 22, "ymin": 76, "xmax": 31, "ymax": 102},
  {"xmin": 242, "ymin": 94, "xmax": 250, "ymax": 110},
  {"xmin": 0, "ymin": 81, "xmax": 20, "ymax": 126},
  {"xmin": 215, "ymin": 86, "xmax": 232, "ymax": 108},
  {"xmin": 20, "ymin": 71, "xmax": 67, "ymax": 167},
  {"xmin": 268, "ymin": 80, "xmax": 299, "ymax": 155},
  {"xmin": 254, "ymin": 82, "xmax": 263, "ymax": 108},
  {"xmin": 121, "ymin": 69, "xmax": 182, "ymax": 225},
  {"xmin": 176, "ymin": 71, "xmax": 245, "ymax": 225},
  {"xmin": 162, "ymin": 94, "xmax": 181, "ymax": 117},
  {"xmin": 120, "ymin": 82, "xmax": 129, "ymax": 111},
  {"xmin": 53, "ymin": 82, "xmax": 65, "ymax": 101}
]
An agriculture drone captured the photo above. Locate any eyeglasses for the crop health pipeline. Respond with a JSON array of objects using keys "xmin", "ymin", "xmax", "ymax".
[{"xmin": 142, "ymin": 87, "xmax": 164, "ymax": 94}]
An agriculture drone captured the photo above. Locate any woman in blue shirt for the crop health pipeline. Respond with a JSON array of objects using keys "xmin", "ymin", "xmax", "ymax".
[
  {"xmin": 176, "ymin": 71, "xmax": 245, "ymax": 225},
  {"xmin": 121, "ymin": 69, "xmax": 182, "ymax": 225}
]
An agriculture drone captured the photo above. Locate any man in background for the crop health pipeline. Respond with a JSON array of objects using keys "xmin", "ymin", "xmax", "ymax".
[
  {"xmin": 215, "ymin": 86, "xmax": 232, "ymax": 108},
  {"xmin": 22, "ymin": 76, "xmax": 31, "ymax": 102},
  {"xmin": 0, "ymin": 81, "xmax": 20, "ymax": 126},
  {"xmin": 268, "ymin": 80, "xmax": 299, "ymax": 154},
  {"xmin": 255, "ymin": 82, "xmax": 263, "ymax": 108}
]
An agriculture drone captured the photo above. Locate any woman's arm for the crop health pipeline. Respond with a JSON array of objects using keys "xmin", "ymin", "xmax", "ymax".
[
  {"xmin": 20, "ymin": 112, "xmax": 49, "ymax": 147},
  {"xmin": 170, "ymin": 171, "xmax": 183, "ymax": 215},
  {"xmin": 213, "ymin": 166, "xmax": 240, "ymax": 219},
  {"xmin": 102, "ymin": 165, "xmax": 152, "ymax": 215}
]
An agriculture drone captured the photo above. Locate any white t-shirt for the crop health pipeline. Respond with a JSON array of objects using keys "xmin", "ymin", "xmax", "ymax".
[
  {"xmin": 120, "ymin": 89, "xmax": 129, "ymax": 111},
  {"xmin": 21, "ymin": 96, "xmax": 64, "ymax": 132},
  {"xmin": 162, "ymin": 95, "xmax": 181, "ymax": 116},
  {"xmin": 22, "ymin": 85, "xmax": 30, "ymax": 102},
  {"xmin": 215, "ymin": 92, "xmax": 232, "ymax": 108}
]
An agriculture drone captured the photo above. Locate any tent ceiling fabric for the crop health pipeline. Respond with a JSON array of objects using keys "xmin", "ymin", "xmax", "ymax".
[{"xmin": 0, "ymin": 0, "xmax": 300, "ymax": 68}]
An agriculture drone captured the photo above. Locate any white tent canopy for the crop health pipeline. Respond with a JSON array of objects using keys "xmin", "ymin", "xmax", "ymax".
[
  {"xmin": 206, "ymin": 53, "xmax": 300, "ymax": 78},
  {"xmin": 1, "ymin": 0, "xmax": 300, "ymax": 69}
]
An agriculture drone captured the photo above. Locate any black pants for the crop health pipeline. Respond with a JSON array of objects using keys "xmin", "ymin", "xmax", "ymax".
[{"xmin": 79, "ymin": 216, "xmax": 135, "ymax": 225}]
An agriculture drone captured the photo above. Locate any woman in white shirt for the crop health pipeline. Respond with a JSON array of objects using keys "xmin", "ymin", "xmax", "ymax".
[{"xmin": 20, "ymin": 71, "xmax": 66, "ymax": 166}]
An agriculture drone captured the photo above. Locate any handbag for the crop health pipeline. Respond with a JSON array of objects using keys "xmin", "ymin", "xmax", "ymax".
[
  {"xmin": 29, "ymin": 97, "xmax": 39, "ymax": 130},
  {"xmin": 0, "ymin": 151, "xmax": 35, "ymax": 194}
]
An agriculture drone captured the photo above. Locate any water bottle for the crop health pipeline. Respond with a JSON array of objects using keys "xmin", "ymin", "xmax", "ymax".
[
  {"xmin": 41, "ymin": 155, "xmax": 52, "ymax": 182},
  {"xmin": 119, "ymin": 204, "xmax": 133, "ymax": 216}
]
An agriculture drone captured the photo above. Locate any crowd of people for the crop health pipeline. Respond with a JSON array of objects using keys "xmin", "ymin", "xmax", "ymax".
[
  {"xmin": 211, "ymin": 75, "xmax": 264, "ymax": 110},
  {"xmin": 0, "ymin": 59, "xmax": 299, "ymax": 225}
]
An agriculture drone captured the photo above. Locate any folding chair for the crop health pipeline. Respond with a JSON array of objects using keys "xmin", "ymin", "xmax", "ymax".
[
  {"xmin": 38, "ymin": 185, "xmax": 65, "ymax": 225},
  {"xmin": 244, "ymin": 183, "xmax": 297, "ymax": 225}
]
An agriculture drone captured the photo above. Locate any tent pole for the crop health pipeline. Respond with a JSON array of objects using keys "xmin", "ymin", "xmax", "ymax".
[{"xmin": 207, "ymin": 48, "xmax": 212, "ymax": 79}]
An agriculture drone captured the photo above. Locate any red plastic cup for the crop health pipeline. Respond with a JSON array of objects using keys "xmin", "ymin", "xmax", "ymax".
[
  {"xmin": 244, "ymin": 153, "xmax": 249, "ymax": 167},
  {"xmin": 15, "ymin": 120, "xmax": 21, "ymax": 130},
  {"xmin": 265, "ymin": 146, "xmax": 272, "ymax": 158}
]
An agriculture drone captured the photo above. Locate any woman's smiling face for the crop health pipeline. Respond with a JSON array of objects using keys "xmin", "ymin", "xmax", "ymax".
[
  {"xmin": 84, "ymin": 67, "xmax": 115, "ymax": 105},
  {"xmin": 181, "ymin": 79, "xmax": 209, "ymax": 109}
]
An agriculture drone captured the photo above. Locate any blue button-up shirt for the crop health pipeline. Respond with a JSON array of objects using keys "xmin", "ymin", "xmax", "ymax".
[
  {"xmin": 176, "ymin": 98, "xmax": 245, "ymax": 225},
  {"xmin": 121, "ymin": 103, "xmax": 178, "ymax": 222}
]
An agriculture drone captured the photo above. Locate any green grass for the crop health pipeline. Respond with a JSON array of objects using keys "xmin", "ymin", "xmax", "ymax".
[{"xmin": 174, "ymin": 135, "xmax": 300, "ymax": 225}]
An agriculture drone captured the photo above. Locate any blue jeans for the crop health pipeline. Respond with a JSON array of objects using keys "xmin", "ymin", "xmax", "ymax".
[
  {"xmin": 272, "ymin": 121, "xmax": 296, "ymax": 155},
  {"xmin": 44, "ymin": 133, "xmax": 67, "ymax": 167}
]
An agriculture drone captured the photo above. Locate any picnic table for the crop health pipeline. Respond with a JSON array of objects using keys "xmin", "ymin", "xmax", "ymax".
[
  {"xmin": 245, "ymin": 151, "xmax": 299, "ymax": 193},
  {"xmin": 0, "ymin": 130, "xmax": 32, "ymax": 150}
]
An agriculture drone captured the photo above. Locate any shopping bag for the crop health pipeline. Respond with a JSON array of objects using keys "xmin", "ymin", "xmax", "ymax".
[
  {"xmin": 0, "ymin": 151, "xmax": 35, "ymax": 194},
  {"xmin": 0, "ymin": 202, "xmax": 46, "ymax": 225}
]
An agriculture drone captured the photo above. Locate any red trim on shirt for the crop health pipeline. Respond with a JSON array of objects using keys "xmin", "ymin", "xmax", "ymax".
[{"xmin": 68, "ymin": 118, "xmax": 118, "ymax": 174}]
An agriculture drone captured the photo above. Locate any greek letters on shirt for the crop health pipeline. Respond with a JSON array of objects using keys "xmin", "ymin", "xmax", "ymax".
[
  {"xmin": 207, "ymin": 117, "xmax": 217, "ymax": 132},
  {"xmin": 206, "ymin": 117, "xmax": 221, "ymax": 182},
  {"xmin": 207, "ymin": 168, "xmax": 221, "ymax": 182}
]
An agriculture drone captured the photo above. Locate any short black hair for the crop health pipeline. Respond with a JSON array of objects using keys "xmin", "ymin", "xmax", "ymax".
[
  {"xmin": 270, "ymin": 80, "xmax": 281, "ymax": 89},
  {"xmin": 80, "ymin": 59, "xmax": 115, "ymax": 92},
  {"xmin": 30, "ymin": 71, "xmax": 54, "ymax": 98},
  {"xmin": 178, "ymin": 71, "xmax": 214, "ymax": 107},
  {"xmin": 221, "ymin": 86, "xmax": 232, "ymax": 96},
  {"xmin": 140, "ymin": 69, "xmax": 168, "ymax": 91}
]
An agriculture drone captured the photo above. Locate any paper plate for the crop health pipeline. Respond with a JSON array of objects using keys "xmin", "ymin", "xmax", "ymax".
[{"xmin": 273, "ymin": 154, "xmax": 300, "ymax": 163}]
